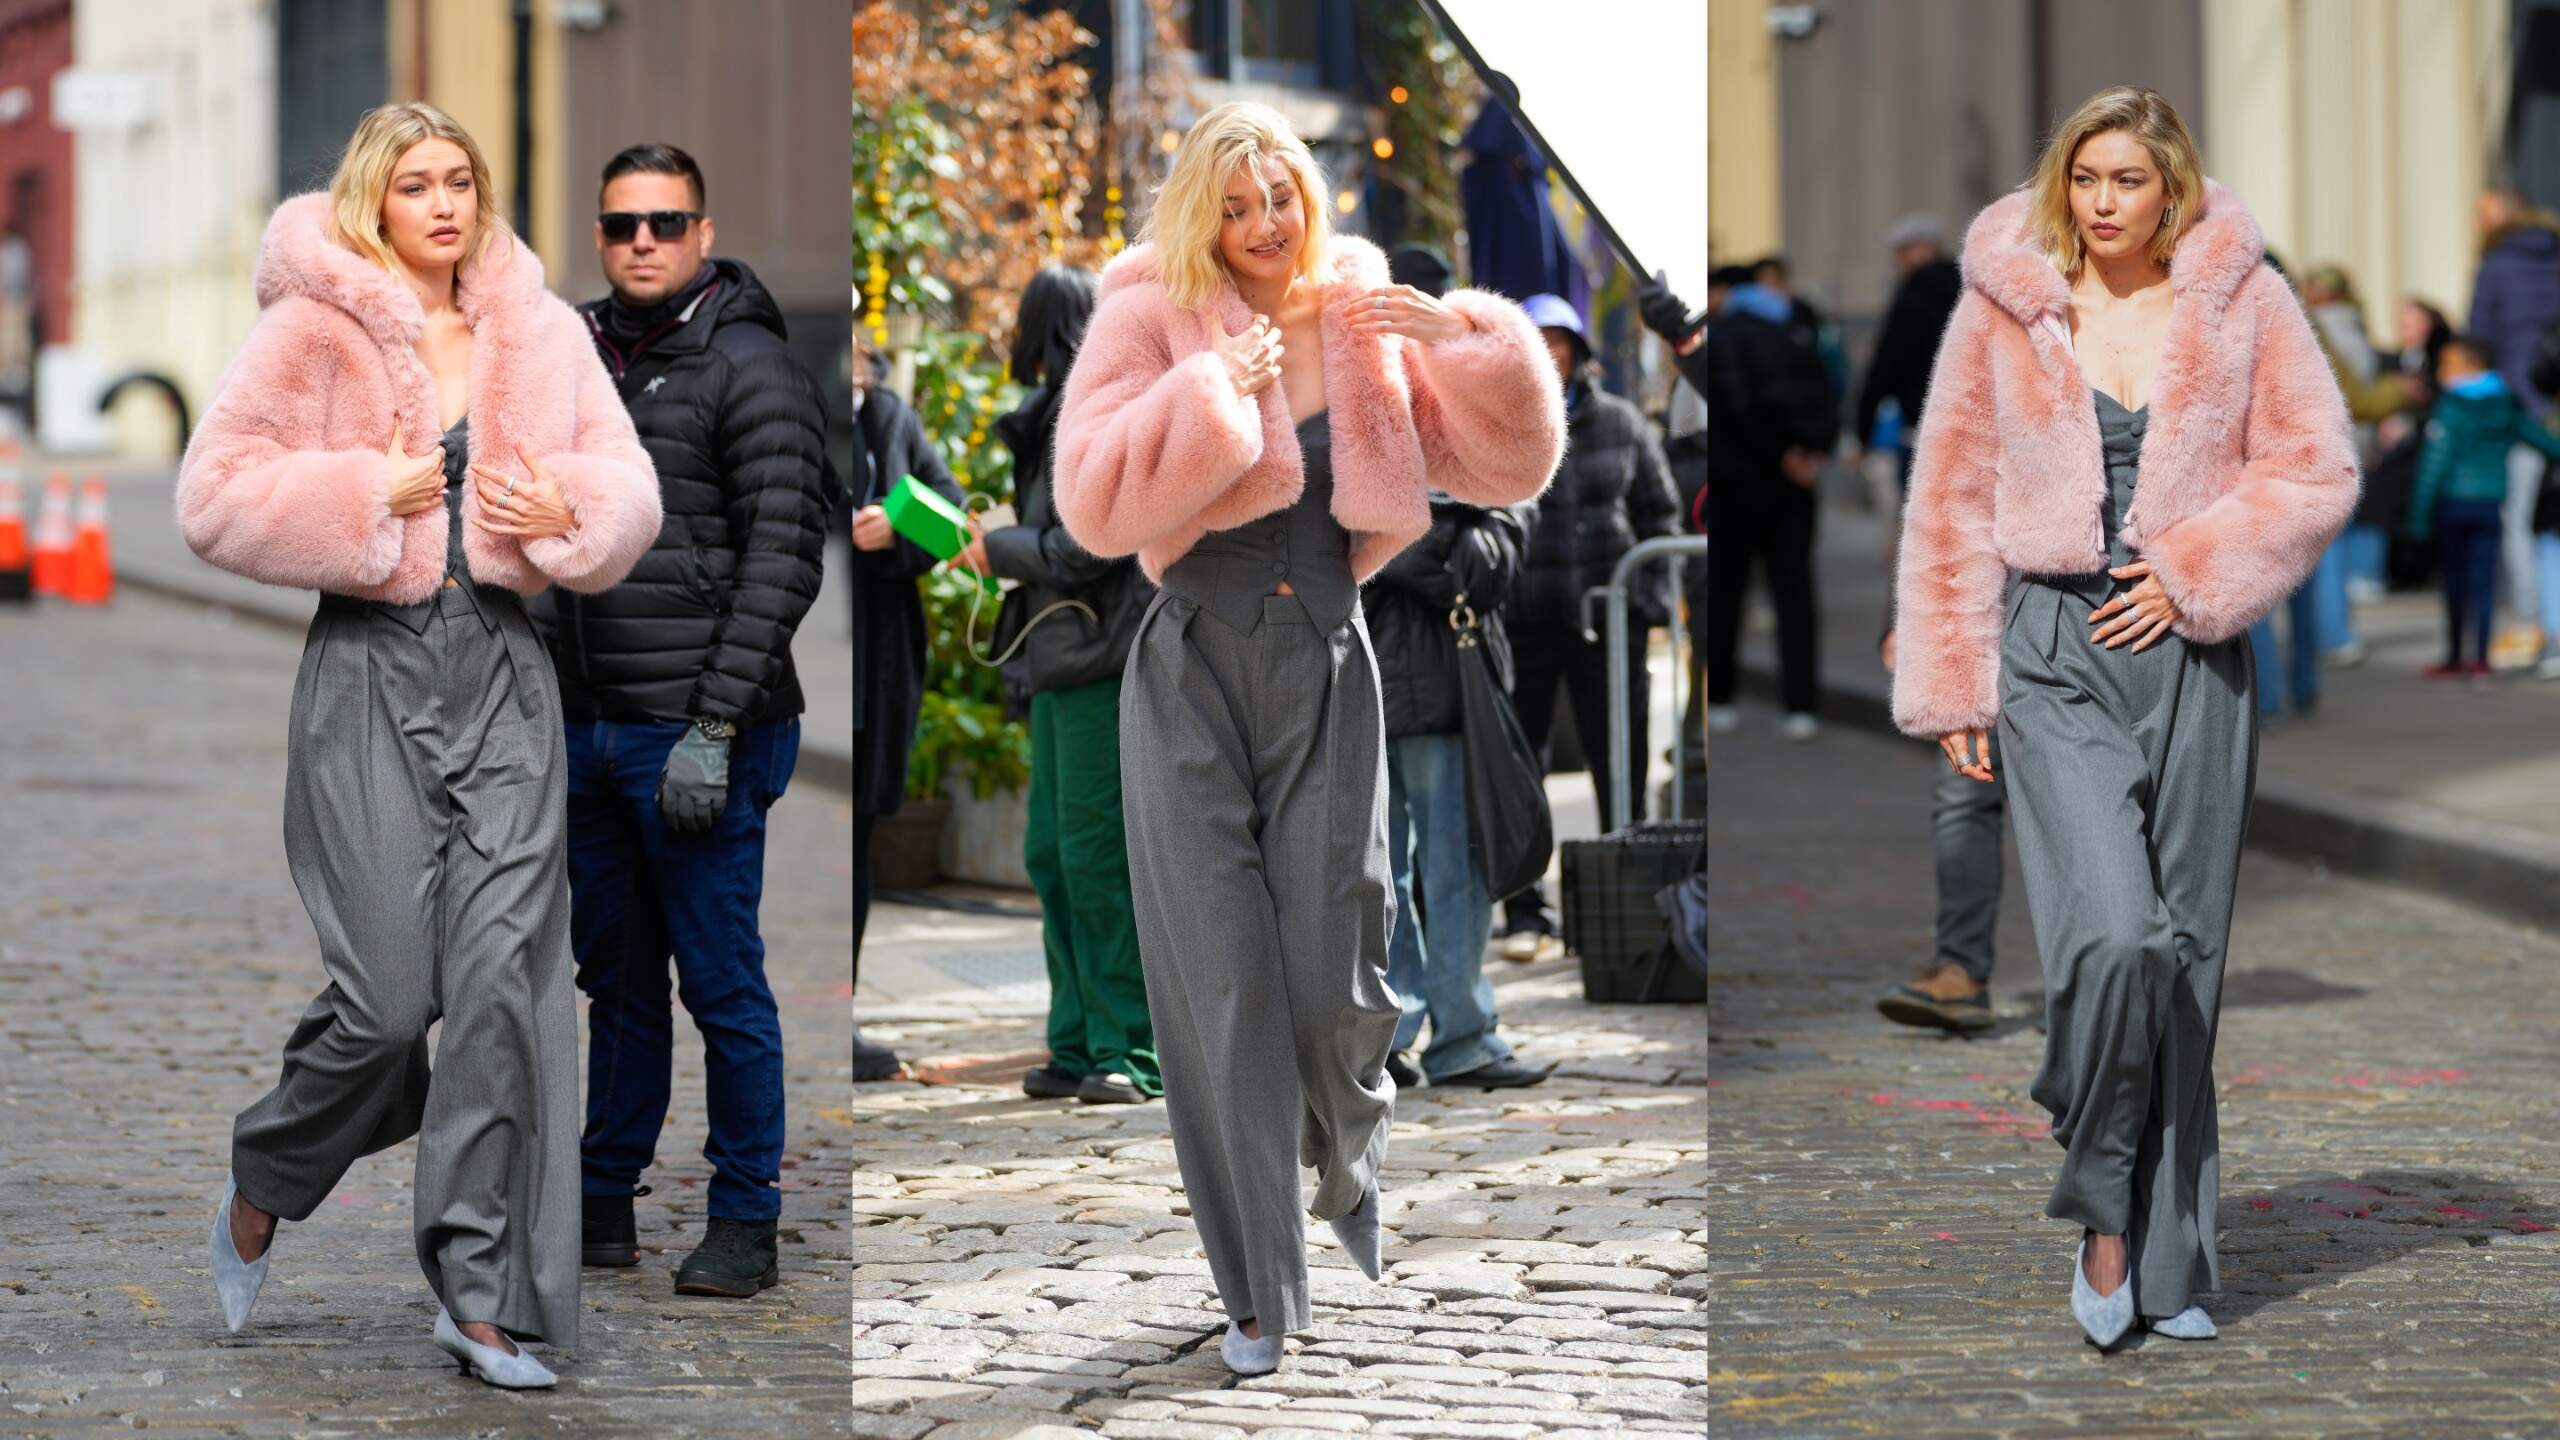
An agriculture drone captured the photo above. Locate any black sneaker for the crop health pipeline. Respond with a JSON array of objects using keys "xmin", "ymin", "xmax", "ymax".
[
  {"xmin": 581, "ymin": 1186, "xmax": 649, "ymax": 1268},
  {"xmin": 1384, "ymin": 1052, "xmax": 1423, "ymax": 1090},
  {"xmin": 673, "ymin": 1217, "xmax": 779, "ymax": 1298},
  {"xmin": 1435, "ymin": 1056, "xmax": 1555, "ymax": 1090},
  {"xmin": 852, "ymin": 1023, "xmax": 901, "ymax": 1083},
  {"xmin": 1023, "ymin": 1062, "xmax": 1082, "ymax": 1099},
  {"xmin": 1076, "ymin": 1072, "xmax": 1149, "ymax": 1105}
]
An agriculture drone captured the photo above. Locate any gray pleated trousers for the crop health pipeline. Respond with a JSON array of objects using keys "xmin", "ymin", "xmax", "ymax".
[
  {"xmin": 1120, "ymin": 590, "xmax": 1402, "ymax": 1337},
  {"xmin": 1999, "ymin": 574, "xmax": 2256, "ymax": 1320},
  {"xmin": 231, "ymin": 585, "xmax": 582, "ymax": 1346}
]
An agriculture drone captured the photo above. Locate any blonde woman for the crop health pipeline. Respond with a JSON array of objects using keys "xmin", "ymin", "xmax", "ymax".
[
  {"xmin": 179, "ymin": 104, "xmax": 661, "ymax": 1385},
  {"xmin": 1053, "ymin": 102, "xmax": 1562, "ymax": 1373},
  {"xmin": 1892, "ymin": 87, "xmax": 2355, "ymax": 1347}
]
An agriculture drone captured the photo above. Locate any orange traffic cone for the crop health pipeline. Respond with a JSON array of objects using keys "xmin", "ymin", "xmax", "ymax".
[
  {"xmin": 30, "ymin": 472, "xmax": 71, "ymax": 597},
  {"xmin": 0, "ymin": 455, "xmax": 28, "ymax": 604},
  {"xmin": 64, "ymin": 475, "xmax": 113, "ymax": 605}
]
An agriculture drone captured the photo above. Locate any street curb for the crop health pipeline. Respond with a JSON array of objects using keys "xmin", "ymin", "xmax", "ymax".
[
  {"xmin": 1736, "ymin": 661, "xmax": 2560, "ymax": 936},
  {"xmin": 117, "ymin": 566, "xmax": 857, "ymax": 799}
]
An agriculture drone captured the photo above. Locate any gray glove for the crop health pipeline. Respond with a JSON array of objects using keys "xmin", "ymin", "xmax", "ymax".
[{"xmin": 658, "ymin": 725, "xmax": 732, "ymax": 833}]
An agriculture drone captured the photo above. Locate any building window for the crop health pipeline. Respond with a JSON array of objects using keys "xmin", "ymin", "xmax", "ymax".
[{"xmin": 1181, "ymin": 0, "xmax": 1333, "ymax": 90}]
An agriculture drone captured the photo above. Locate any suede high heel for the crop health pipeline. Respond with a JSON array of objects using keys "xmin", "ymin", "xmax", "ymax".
[
  {"xmin": 2070, "ymin": 1232, "xmax": 2135, "ymax": 1349},
  {"xmin": 1220, "ymin": 1319, "xmax": 1283, "ymax": 1375},
  {"xmin": 432, "ymin": 1308, "xmax": 557, "ymax": 1389},
  {"xmin": 209, "ymin": 1176, "xmax": 270, "ymax": 1334},
  {"xmin": 2148, "ymin": 1304, "xmax": 2217, "ymax": 1340}
]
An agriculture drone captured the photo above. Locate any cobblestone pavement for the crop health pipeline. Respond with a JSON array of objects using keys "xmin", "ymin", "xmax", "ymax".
[
  {"xmin": 1710, "ymin": 702, "xmax": 2560, "ymax": 1439},
  {"xmin": 851, "ymin": 890, "xmax": 1707, "ymax": 1439},
  {"xmin": 0, "ymin": 594, "xmax": 854, "ymax": 1437}
]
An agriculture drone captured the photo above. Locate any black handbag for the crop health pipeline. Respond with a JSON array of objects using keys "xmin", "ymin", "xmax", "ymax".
[{"xmin": 1451, "ymin": 594, "xmax": 1554, "ymax": 903}]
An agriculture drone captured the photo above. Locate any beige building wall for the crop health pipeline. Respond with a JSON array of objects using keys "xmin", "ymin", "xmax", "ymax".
[
  {"xmin": 2202, "ymin": 0, "xmax": 2507, "ymax": 336},
  {"xmin": 1709, "ymin": 0, "xmax": 1780, "ymax": 267},
  {"xmin": 69, "ymin": 0, "xmax": 277, "ymax": 457}
]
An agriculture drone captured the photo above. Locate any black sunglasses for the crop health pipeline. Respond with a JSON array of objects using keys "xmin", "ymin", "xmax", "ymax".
[{"xmin": 598, "ymin": 210, "xmax": 703, "ymax": 243}]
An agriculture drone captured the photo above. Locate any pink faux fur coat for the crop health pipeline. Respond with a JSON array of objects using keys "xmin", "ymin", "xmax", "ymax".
[
  {"xmin": 1052, "ymin": 233, "xmax": 1564, "ymax": 584},
  {"xmin": 1891, "ymin": 181, "xmax": 2358, "ymax": 739},
  {"xmin": 176, "ymin": 193, "xmax": 661, "ymax": 605}
]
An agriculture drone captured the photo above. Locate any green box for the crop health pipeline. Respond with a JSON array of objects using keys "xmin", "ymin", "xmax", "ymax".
[{"xmin": 884, "ymin": 473, "xmax": 998, "ymax": 593}]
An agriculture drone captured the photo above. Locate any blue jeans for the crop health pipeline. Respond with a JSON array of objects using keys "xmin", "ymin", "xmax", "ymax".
[
  {"xmin": 1385, "ymin": 733, "xmax": 1513, "ymax": 1080},
  {"xmin": 2540, "ymin": 532, "xmax": 2560, "ymax": 656},
  {"xmin": 2437, "ymin": 501, "xmax": 2504, "ymax": 666},
  {"xmin": 2247, "ymin": 572, "xmax": 2321, "ymax": 717},
  {"xmin": 2310, "ymin": 534, "xmax": 2355, "ymax": 653},
  {"xmin": 2341, "ymin": 523, "xmax": 2388, "ymax": 590},
  {"xmin": 567, "ymin": 716, "xmax": 799, "ymax": 1221}
]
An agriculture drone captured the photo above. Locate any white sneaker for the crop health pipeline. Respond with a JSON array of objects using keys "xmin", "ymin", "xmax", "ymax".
[
  {"xmin": 2323, "ymin": 640, "xmax": 2367, "ymax": 669},
  {"xmin": 1706, "ymin": 704, "xmax": 1742, "ymax": 735},
  {"xmin": 1780, "ymin": 713, "xmax": 1820, "ymax": 743},
  {"xmin": 2346, "ymin": 577, "xmax": 2383, "ymax": 606}
]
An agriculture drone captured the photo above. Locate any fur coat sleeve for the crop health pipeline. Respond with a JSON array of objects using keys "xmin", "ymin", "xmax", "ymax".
[
  {"xmin": 175, "ymin": 297, "xmax": 408, "ymax": 593},
  {"xmin": 517, "ymin": 312, "xmax": 662, "ymax": 594},
  {"xmin": 1889, "ymin": 290, "xmax": 2011, "ymax": 739},
  {"xmin": 1398, "ymin": 289, "xmax": 1567, "ymax": 506},
  {"xmin": 1052, "ymin": 285, "xmax": 1267, "ymax": 558},
  {"xmin": 2137, "ymin": 267, "xmax": 2359, "ymax": 645}
]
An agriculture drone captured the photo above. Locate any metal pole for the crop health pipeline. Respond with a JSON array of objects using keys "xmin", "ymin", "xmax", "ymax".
[{"xmin": 1600, "ymin": 534, "xmax": 1712, "ymax": 836}]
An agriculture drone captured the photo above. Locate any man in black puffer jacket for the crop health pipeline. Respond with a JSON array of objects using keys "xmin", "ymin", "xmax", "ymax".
[
  {"xmin": 1497, "ymin": 293, "xmax": 1683, "ymax": 957},
  {"xmin": 548, "ymin": 144, "xmax": 833, "ymax": 1302},
  {"xmin": 1367, "ymin": 494, "xmax": 1554, "ymax": 1091}
]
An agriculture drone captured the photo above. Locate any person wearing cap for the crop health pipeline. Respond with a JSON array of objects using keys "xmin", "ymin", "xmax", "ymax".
[
  {"xmin": 1496, "ymin": 292, "xmax": 1684, "ymax": 960},
  {"xmin": 1862, "ymin": 212, "xmax": 2005, "ymax": 1033},
  {"xmin": 1699, "ymin": 264, "xmax": 1838, "ymax": 745}
]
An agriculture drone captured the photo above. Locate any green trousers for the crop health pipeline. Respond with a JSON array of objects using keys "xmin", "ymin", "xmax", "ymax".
[{"xmin": 1027, "ymin": 678, "xmax": 1159, "ymax": 1092}]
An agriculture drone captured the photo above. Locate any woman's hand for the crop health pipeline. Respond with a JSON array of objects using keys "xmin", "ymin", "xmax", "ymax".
[
  {"xmin": 2089, "ymin": 558, "xmax": 2183, "ymax": 651},
  {"xmin": 469, "ymin": 444, "xmax": 579, "ymax": 540},
  {"xmin": 1212, "ymin": 315, "xmax": 1284, "ymax": 399},
  {"xmin": 852, "ymin": 503, "xmax": 893, "ymax": 551},
  {"xmin": 1938, "ymin": 727, "xmax": 1994, "ymax": 782},
  {"xmin": 1348, "ymin": 285, "xmax": 1475, "ymax": 344},
  {"xmin": 384, "ymin": 413, "xmax": 448, "ymax": 518}
]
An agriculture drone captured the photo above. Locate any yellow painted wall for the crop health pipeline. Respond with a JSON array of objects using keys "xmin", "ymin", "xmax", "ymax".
[
  {"xmin": 1709, "ymin": 0, "xmax": 1780, "ymax": 266},
  {"xmin": 2202, "ymin": 0, "xmax": 2506, "ymax": 333}
]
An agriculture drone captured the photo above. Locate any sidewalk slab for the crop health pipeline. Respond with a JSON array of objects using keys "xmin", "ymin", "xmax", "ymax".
[{"xmin": 1733, "ymin": 498, "xmax": 2560, "ymax": 933}]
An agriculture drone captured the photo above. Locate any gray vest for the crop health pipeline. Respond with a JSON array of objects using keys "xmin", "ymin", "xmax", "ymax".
[
  {"xmin": 441, "ymin": 414, "xmax": 472, "ymax": 582},
  {"xmin": 1159, "ymin": 411, "xmax": 1358, "ymax": 633}
]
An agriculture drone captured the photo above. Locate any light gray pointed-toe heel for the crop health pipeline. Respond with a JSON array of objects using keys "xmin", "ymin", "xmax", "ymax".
[
  {"xmin": 2070, "ymin": 1232, "xmax": 2135, "ymax": 1349},
  {"xmin": 2148, "ymin": 1304, "xmax": 2217, "ymax": 1340},
  {"xmin": 433, "ymin": 1308, "xmax": 558, "ymax": 1390},
  {"xmin": 209, "ymin": 1176, "xmax": 270, "ymax": 1334},
  {"xmin": 1328, "ymin": 1182, "xmax": 1383, "ymax": 1281},
  {"xmin": 1220, "ymin": 1319, "xmax": 1284, "ymax": 1375}
]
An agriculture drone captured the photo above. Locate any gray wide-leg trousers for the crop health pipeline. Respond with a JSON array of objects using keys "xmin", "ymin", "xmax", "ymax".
[
  {"xmin": 231, "ymin": 586, "xmax": 582, "ymax": 1346},
  {"xmin": 1999, "ymin": 576, "xmax": 2256, "ymax": 1320},
  {"xmin": 1120, "ymin": 591, "xmax": 1402, "ymax": 1337}
]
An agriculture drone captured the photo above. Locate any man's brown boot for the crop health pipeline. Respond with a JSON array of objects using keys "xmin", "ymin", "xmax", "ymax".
[{"xmin": 1877, "ymin": 961, "xmax": 1994, "ymax": 1031}]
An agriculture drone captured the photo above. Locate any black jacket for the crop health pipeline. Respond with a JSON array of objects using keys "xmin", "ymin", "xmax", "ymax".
[
  {"xmin": 846, "ymin": 386, "xmax": 966, "ymax": 817},
  {"xmin": 1706, "ymin": 305, "xmax": 1837, "ymax": 486},
  {"xmin": 544, "ymin": 259, "xmax": 832, "ymax": 726},
  {"xmin": 1506, "ymin": 374, "xmax": 1683, "ymax": 632},
  {"xmin": 983, "ymin": 384, "xmax": 1148, "ymax": 701},
  {"xmin": 1367, "ymin": 497, "xmax": 1533, "ymax": 740},
  {"xmin": 1854, "ymin": 257, "xmax": 1962, "ymax": 446}
]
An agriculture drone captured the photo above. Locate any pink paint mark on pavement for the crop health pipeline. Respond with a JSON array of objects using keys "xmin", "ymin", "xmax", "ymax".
[{"xmin": 2247, "ymin": 1198, "xmax": 2275, "ymax": 1211}]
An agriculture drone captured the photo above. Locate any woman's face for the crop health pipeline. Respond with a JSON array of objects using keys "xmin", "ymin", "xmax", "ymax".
[
  {"xmin": 380, "ymin": 138, "xmax": 477, "ymax": 274},
  {"xmin": 1216, "ymin": 154, "xmax": 1308, "ymax": 291},
  {"xmin": 2067, "ymin": 129, "xmax": 2170, "ymax": 267},
  {"xmin": 2399, "ymin": 301, "xmax": 2434, "ymax": 350}
]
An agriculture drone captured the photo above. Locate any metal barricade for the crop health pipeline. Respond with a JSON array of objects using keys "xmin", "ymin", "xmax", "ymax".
[{"xmin": 1580, "ymin": 533, "xmax": 1712, "ymax": 832}]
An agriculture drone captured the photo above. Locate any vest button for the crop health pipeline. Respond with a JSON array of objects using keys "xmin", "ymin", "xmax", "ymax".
[{"xmin": 1271, "ymin": 561, "xmax": 1288, "ymax": 577}]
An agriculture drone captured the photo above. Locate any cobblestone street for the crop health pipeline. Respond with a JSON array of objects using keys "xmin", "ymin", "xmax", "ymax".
[
  {"xmin": 1710, "ymin": 702, "xmax": 2560, "ymax": 1439},
  {"xmin": 0, "ymin": 594, "xmax": 855, "ymax": 1437},
  {"xmin": 852, "ymin": 892, "xmax": 1707, "ymax": 1439}
]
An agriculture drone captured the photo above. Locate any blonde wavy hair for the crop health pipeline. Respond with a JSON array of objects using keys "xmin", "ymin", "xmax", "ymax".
[
  {"xmin": 325, "ymin": 102, "xmax": 506, "ymax": 275},
  {"xmin": 2025, "ymin": 86, "xmax": 2204, "ymax": 278},
  {"xmin": 1142, "ymin": 102, "xmax": 1332, "ymax": 311}
]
